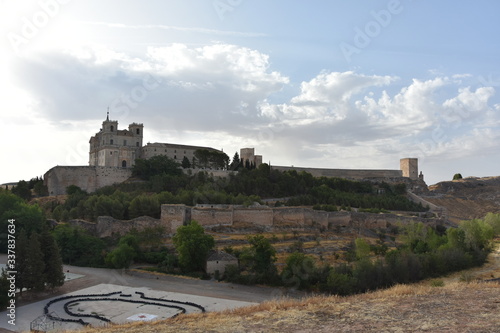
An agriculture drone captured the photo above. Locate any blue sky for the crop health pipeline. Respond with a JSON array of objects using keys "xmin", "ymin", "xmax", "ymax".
[{"xmin": 1, "ymin": 0, "xmax": 500, "ymax": 185}]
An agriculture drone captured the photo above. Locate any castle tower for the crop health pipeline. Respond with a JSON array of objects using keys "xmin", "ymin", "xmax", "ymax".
[
  {"xmin": 240, "ymin": 148, "xmax": 262, "ymax": 168},
  {"xmin": 89, "ymin": 113, "xmax": 143, "ymax": 168},
  {"xmin": 400, "ymin": 158, "xmax": 418, "ymax": 180},
  {"xmin": 128, "ymin": 123, "xmax": 144, "ymax": 148}
]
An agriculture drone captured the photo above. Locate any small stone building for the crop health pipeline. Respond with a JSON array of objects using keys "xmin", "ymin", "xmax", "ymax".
[{"xmin": 206, "ymin": 251, "xmax": 238, "ymax": 277}]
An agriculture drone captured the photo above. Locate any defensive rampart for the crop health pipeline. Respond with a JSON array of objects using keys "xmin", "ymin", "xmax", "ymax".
[
  {"xmin": 271, "ymin": 166, "xmax": 403, "ymax": 180},
  {"xmin": 68, "ymin": 216, "xmax": 166, "ymax": 238},
  {"xmin": 44, "ymin": 166, "xmax": 132, "ymax": 195},
  {"xmin": 161, "ymin": 204, "xmax": 442, "ymax": 234},
  {"xmin": 67, "ymin": 204, "xmax": 441, "ymax": 238}
]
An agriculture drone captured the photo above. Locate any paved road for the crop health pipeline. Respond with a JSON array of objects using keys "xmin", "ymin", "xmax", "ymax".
[
  {"xmin": 60, "ymin": 264, "xmax": 300, "ymax": 303},
  {"xmin": 1, "ymin": 254, "xmax": 305, "ymax": 332},
  {"xmin": 0, "ymin": 253, "xmax": 302, "ymax": 305}
]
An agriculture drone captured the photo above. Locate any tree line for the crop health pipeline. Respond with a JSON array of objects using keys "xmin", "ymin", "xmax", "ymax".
[
  {"xmin": 0, "ymin": 190, "xmax": 64, "ymax": 308},
  {"xmin": 222, "ymin": 213, "xmax": 500, "ymax": 293},
  {"xmin": 39, "ymin": 155, "xmax": 426, "ymax": 223}
]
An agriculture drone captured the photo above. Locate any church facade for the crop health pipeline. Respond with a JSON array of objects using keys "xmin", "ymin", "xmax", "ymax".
[{"xmin": 89, "ymin": 114, "xmax": 222, "ymax": 168}]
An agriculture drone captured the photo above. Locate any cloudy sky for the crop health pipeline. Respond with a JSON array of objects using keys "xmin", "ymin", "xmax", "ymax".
[{"xmin": 1, "ymin": 0, "xmax": 499, "ymax": 186}]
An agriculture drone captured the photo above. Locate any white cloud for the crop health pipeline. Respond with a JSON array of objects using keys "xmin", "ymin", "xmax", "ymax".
[{"xmin": 5, "ymin": 42, "xmax": 500, "ymax": 185}]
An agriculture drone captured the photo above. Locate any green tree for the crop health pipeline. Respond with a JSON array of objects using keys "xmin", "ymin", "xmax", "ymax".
[
  {"xmin": 40, "ymin": 226, "xmax": 65, "ymax": 290},
  {"xmin": 281, "ymin": 252, "xmax": 317, "ymax": 289},
  {"xmin": 181, "ymin": 156, "xmax": 191, "ymax": 169},
  {"xmin": 11, "ymin": 180, "xmax": 31, "ymax": 201},
  {"xmin": 128, "ymin": 194, "xmax": 160, "ymax": 218},
  {"xmin": 240, "ymin": 235, "xmax": 278, "ymax": 283},
  {"xmin": 25, "ymin": 233, "xmax": 45, "ymax": 291},
  {"xmin": 106, "ymin": 243, "xmax": 137, "ymax": 268},
  {"xmin": 172, "ymin": 220, "xmax": 215, "ymax": 272},
  {"xmin": 354, "ymin": 238, "xmax": 371, "ymax": 260},
  {"xmin": 229, "ymin": 152, "xmax": 241, "ymax": 170},
  {"xmin": 453, "ymin": 173, "xmax": 463, "ymax": 180},
  {"xmin": 33, "ymin": 181, "xmax": 49, "ymax": 197},
  {"xmin": 53, "ymin": 225, "xmax": 106, "ymax": 267},
  {"xmin": 132, "ymin": 155, "xmax": 182, "ymax": 180}
]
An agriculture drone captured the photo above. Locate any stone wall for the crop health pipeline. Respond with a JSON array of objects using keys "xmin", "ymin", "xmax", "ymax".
[
  {"xmin": 160, "ymin": 204, "xmax": 443, "ymax": 233},
  {"xmin": 160, "ymin": 204, "xmax": 190, "ymax": 234},
  {"xmin": 68, "ymin": 215, "xmax": 166, "ymax": 238},
  {"xmin": 271, "ymin": 166, "xmax": 403, "ymax": 180},
  {"xmin": 44, "ymin": 166, "xmax": 132, "ymax": 196},
  {"xmin": 67, "ymin": 204, "xmax": 442, "ymax": 238}
]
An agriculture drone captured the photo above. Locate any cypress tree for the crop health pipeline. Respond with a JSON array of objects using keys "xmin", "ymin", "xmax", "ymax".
[
  {"xmin": 25, "ymin": 233, "xmax": 45, "ymax": 291},
  {"xmin": 40, "ymin": 227, "xmax": 65, "ymax": 290}
]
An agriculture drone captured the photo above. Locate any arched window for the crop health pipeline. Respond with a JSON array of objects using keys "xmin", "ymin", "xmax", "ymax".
[
  {"xmin": 110, "ymin": 125, "xmax": 114, "ymax": 132},
  {"xmin": 110, "ymin": 139, "xmax": 114, "ymax": 145},
  {"xmin": 122, "ymin": 160, "xmax": 127, "ymax": 168},
  {"xmin": 136, "ymin": 128, "xmax": 140, "ymax": 135}
]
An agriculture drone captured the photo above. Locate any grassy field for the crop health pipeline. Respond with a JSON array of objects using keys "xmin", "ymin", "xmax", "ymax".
[{"xmin": 77, "ymin": 279, "xmax": 499, "ymax": 333}]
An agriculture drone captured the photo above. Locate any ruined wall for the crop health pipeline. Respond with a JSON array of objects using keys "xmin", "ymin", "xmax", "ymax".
[
  {"xmin": 191, "ymin": 206, "xmax": 233, "ymax": 227},
  {"xmin": 68, "ymin": 204, "xmax": 442, "ymax": 238},
  {"xmin": 44, "ymin": 166, "xmax": 132, "ymax": 196},
  {"xmin": 233, "ymin": 207, "xmax": 273, "ymax": 226},
  {"xmin": 160, "ymin": 204, "xmax": 190, "ymax": 234},
  {"xmin": 68, "ymin": 216, "xmax": 167, "ymax": 238},
  {"xmin": 271, "ymin": 166, "xmax": 403, "ymax": 180},
  {"xmin": 160, "ymin": 204, "xmax": 443, "ymax": 233}
]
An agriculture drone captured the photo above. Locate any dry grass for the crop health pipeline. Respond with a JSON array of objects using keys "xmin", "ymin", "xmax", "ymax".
[{"xmin": 76, "ymin": 280, "xmax": 500, "ymax": 333}]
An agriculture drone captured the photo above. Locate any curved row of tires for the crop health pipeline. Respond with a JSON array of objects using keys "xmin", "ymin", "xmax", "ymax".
[{"xmin": 44, "ymin": 290, "xmax": 205, "ymax": 326}]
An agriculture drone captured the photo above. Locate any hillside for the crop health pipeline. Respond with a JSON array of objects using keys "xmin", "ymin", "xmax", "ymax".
[
  {"xmin": 75, "ymin": 240, "xmax": 500, "ymax": 332},
  {"xmin": 77, "ymin": 280, "xmax": 499, "ymax": 333},
  {"xmin": 424, "ymin": 176, "xmax": 500, "ymax": 223}
]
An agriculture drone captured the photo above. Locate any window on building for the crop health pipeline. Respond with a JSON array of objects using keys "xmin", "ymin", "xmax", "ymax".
[
  {"xmin": 122, "ymin": 160, "xmax": 127, "ymax": 168},
  {"xmin": 136, "ymin": 142, "xmax": 139, "ymax": 147},
  {"xmin": 174, "ymin": 155, "xmax": 177, "ymax": 159},
  {"xmin": 123, "ymin": 140, "xmax": 127, "ymax": 146},
  {"xmin": 136, "ymin": 128, "xmax": 140, "ymax": 135},
  {"xmin": 110, "ymin": 125, "xmax": 114, "ymax": 132},
  {"xmin": 110, "ymin": 139, "xmax": 114, "ymax": 145}
]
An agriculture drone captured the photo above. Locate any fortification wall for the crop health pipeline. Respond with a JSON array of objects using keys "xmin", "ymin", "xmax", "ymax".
[
  {"xmin": 233, "ymin": 207, "xmax": 273, "ymax": 226},
  {"xmin": 44, "ymin": 166, "xmax": 132, "ymax": 195},
  {"xmin": 271, "ymin": 166, "xmax": 403, "ymax": 180},
  {"xmin": 160, "ymin": 204, "xmax": 189, "ymax": 234},
  {"xmin": 68, "ymin": 204, "xmax": 442, "ymax": 238},
  {"xmin": 160, "ymin": 204, "xmax": 443, "ymax": 233},
  {"xmin": 68, "ymin": 216, "xmax": 166, "ymax": 238},
  {"xmin": 191, "ymin": 206, "xmax": 233, "ymax": 227}
]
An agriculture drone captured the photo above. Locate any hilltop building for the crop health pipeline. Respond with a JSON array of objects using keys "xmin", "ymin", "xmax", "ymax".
[
  {"xmin": 44, "ymin": 115, "xmax": 423, "ymax": 196},
  {"xmin": 89, "ymin": 113, "xmax": 222, "ymax": 168}
]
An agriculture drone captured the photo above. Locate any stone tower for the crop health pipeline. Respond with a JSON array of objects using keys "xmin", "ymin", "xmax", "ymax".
[
  {"xmin": 400, "ymin": 158, "xmax": 418, "ymax": 180},
  {"xmin": 240, "ymin": 148, "xmax": 262, "ymax": 168},
  {"xmin": 89, "ymin": 113, "xmax": 143, "ymax": 168}
]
